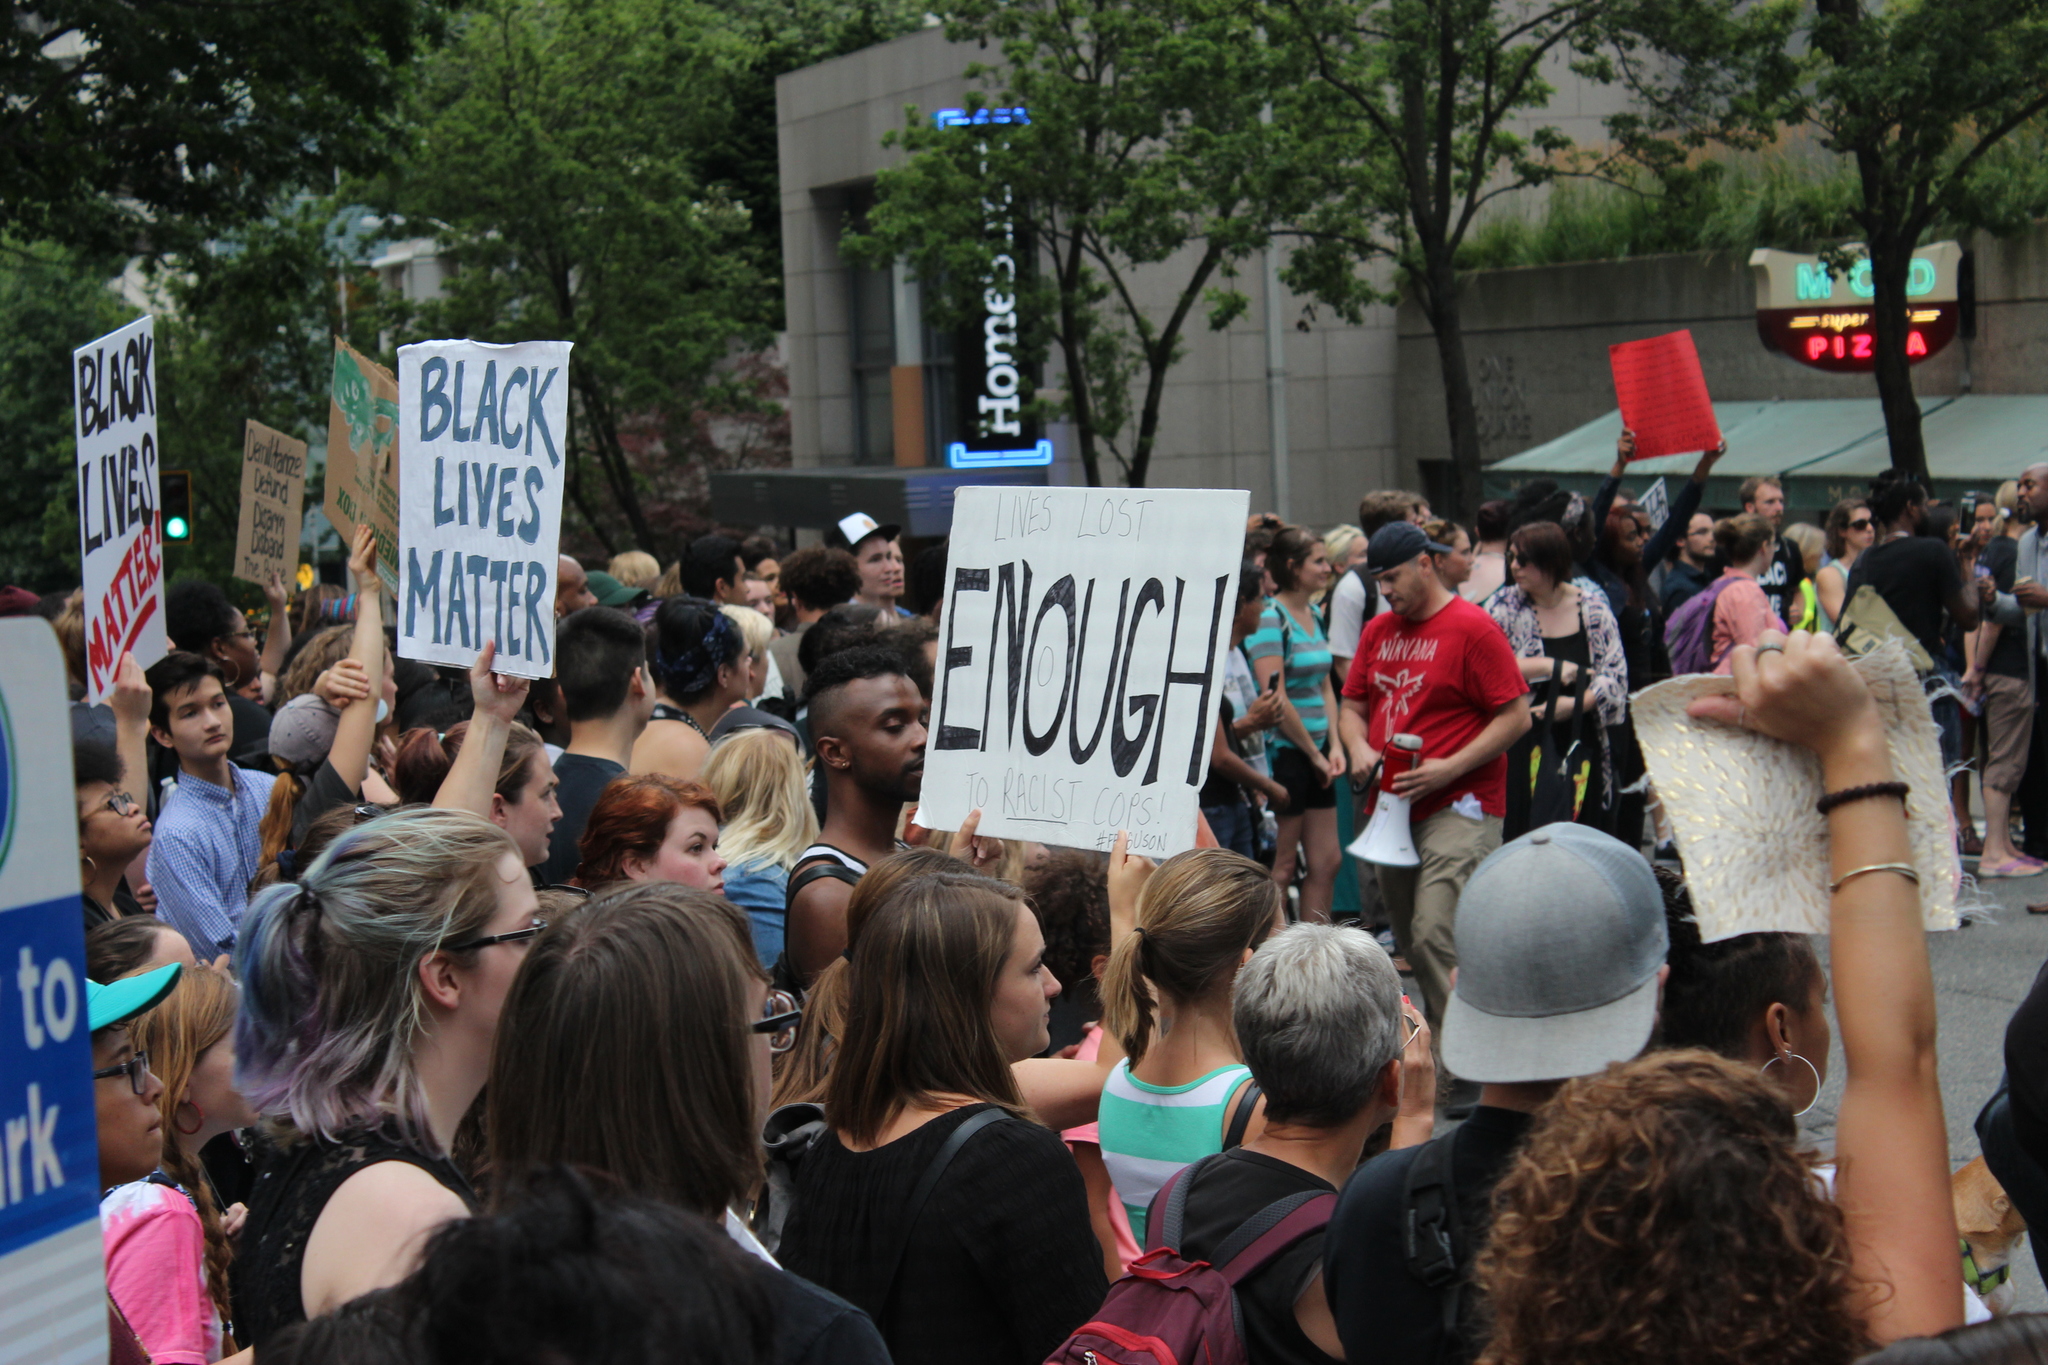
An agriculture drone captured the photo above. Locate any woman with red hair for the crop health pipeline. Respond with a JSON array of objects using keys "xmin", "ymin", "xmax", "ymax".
[{"xmin": 574, "ymin": 775, "xmax": 728, "ymax": 893}]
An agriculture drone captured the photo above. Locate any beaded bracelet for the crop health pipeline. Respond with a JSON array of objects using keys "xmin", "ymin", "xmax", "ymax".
[{"xmin": 1815, "ymin": 782, "xmax": 1909, "ymax": 816}]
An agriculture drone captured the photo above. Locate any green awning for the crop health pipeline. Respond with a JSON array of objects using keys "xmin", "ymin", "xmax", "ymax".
[{"xmin": 1482, "ymin": 394, "xmax": 2040, "ymax": 510}]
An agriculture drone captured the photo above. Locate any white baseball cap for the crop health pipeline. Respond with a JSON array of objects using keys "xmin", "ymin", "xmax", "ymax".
[{"xmin": 830, "ymin": 511, "xmax": 901, "ymax": 550}]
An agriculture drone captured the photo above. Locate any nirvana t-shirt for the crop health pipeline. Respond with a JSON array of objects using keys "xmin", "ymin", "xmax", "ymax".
[
  {"xmin": 1342, "ymin": 597, "xmax": 1527, "ymax": 822},
  {"xmin": 1850, "ymin": 535, "xmax": 1962, "ymax": 661},
  {"xmin": 1980, "ymin": 537, "xmax": 2029, "ymax": 679}
]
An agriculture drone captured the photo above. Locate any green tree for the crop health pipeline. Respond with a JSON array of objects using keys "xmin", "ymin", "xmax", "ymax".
[
  {"xmin": 374, "ymin": 0, "xmax": 772, "ymax": 557},
  {"xmin": 1801, "ymin": 0, "xmax": 2048, "ymax": 480},
  {"xmin": 1271, "ymin": 0, "xmax": 1796, "ymax": 514},
  {"xmin": 2, "ymin": 0, "xmax": 451, "ymax": 254},
  {"xmin": 0, "ymin": 243, "xmax": 137, "ymax": 590},
  {"xmin": 148, "ymin": 199, "xmax": 389, "ymax": 592},
  {"xmin": 848, "ymin": 0, "xmax": 1320, "ymax": 488}
]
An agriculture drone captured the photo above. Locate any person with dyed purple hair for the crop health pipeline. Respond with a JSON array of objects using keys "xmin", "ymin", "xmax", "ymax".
[{"xmin": 229, "ymin": 807, "xmax": 541, "ymax": 1350}]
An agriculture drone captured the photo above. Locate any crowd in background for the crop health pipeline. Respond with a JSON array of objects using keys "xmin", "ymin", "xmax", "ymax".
[{"xmin": 34, "ymin": 450, "xmax": 2048, "ymax": 1365}]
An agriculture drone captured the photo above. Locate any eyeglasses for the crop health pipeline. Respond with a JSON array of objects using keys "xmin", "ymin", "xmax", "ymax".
[
  {"xmin": 92, "ymin": 791, "xmax": 138, "ymax": 817},
  {"xmin": 1849, "ymin": 518, "xmax": 1873, "ymax": 531},
  {"xmin": 445, "ymin": 916, "xmax": 548, "ymax": 953},
  {"xmin": 752, "ymin": 989, "xmax": 802, "ymax": 1054},
  {"xmin": 93, "ymin": 1049, "xmax": 153, "ymax": 1095}
]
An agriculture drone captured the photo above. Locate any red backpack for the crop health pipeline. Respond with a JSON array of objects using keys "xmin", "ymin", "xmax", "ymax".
[{"xmin": 1045, "ymin": 1153, "xmax": 1336, "ymax": 1365}]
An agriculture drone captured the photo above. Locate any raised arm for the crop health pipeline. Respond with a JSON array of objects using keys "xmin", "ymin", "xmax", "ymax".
[
  {"xmin": 1641, "ymin": 443, "xmax": 1723, "ymax": 571},
  {"xmin": 257, "ymin": 570, "xmax": 292, "ymax": 703},
  {"xmin": 1687, "ymin": 631, "xmax": 1961, "ymax": 1342},
  {"xmin": 107, "ymin": 652, "xmax": 151, "ymax": 811},
  {"xmin": 327, "ymin": 529, "xmax": 386, "ymax": 797},
  {"xmin": 433, "ymin": 641, "xmax": 531, "ymax": 817}
]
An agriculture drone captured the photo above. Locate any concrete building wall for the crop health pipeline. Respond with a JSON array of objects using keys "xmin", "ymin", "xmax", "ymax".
[
  {"xmin": 776, "ymin": 27, "xmax": 1686, "ymax": 521},
  {"xmin": 775, "ymin": 26, "xmax": 1411, "ymax": 520}
]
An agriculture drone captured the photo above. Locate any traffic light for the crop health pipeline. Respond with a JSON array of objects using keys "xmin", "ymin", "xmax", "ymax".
[{"xmin": 161, "ymin": 470, "xmax": 192, "ymax": 541}]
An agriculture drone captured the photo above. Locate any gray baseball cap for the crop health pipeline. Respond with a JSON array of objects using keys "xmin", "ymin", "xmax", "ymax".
[{"xmin": 1439, "ymin": 823, "xmax": 1667, "ymax": 1084}]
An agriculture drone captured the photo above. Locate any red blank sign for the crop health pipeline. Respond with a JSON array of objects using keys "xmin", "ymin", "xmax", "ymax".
[{"xmin": 1609, "ymin": 330, "xmax": 1722, "ymax": 460}]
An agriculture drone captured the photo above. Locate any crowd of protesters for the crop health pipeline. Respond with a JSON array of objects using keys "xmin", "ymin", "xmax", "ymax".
[{"xmin": 37, "ymin": 451, "xmax": 2048, "ymax": 1365}]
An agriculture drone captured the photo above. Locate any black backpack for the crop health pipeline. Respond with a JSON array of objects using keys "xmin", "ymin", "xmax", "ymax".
[{"xmin": 1402, "ymin": 1133, "xmax": 1480, "ymax": 1364}]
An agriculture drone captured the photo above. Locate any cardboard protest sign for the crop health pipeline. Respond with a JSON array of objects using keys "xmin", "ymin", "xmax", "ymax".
[
  {"xmin": 324, "ymin": 338, "xmax": 401, "ymax": 592},
  {"xmin": 396, "ymin": 339, "xmax": 574, "ymax": 679},
  {"xmin": 1609, "ymin": 329, "xmax": 1721, "ymax": 459},
  {"xmin": 73, "ymin": 316, "xmax": 164, "ymax": 701},
  {"xmin": 0, "ymin": 621, "xmax": 112, "ymax": 1364},
  {"xmin": 233, "ymin": 420, "xmax": 308, "ymax": 586},
  {"xmin": 917, "ymin": 486, "xmax": 1250, "ymax": 855}
]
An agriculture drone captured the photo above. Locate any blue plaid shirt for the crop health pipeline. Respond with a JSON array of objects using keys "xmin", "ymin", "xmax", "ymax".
[{"xmin": 147, "ymin": 765, "xmax": 276, "ymax": 960}]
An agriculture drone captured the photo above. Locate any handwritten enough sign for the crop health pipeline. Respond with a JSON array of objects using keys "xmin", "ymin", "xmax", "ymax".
[
  {"xmin": 73, "ymin": 316, "xmax": 164, "ymax": 700},
  {"xmin": 918, "ymin": 485, "xmax": 1250, "ymax": 855},
  {"xmin": 397, "ymin": 339, "xmax": 573, "ymax": 679},
  {"xmin": 233, "ymin": 421, "xmax": 307, "ymax": 586}
]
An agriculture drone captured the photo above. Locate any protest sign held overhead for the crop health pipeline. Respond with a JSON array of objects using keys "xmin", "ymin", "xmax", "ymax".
[
  {"xmin": 397, "ymin": 339, "xmax": 574, "ymax": 678},
  {"xmin": 233, "ymin": 420, "xmax": 307, "ymax": 587},
  {"xmin": 324, "ymin": 338, "xmax": 401, "ymax": 592},
  {"xmin": 1608, "ymin": 329, "xmax": 1722, "ymax": 460},
  {"xmin": 917, "ymin": 486, "xmax": 1249, "ymax": 855},
  {"xmin": 73, "ymin": 316, "xmax": 164, "ymax": 701}
]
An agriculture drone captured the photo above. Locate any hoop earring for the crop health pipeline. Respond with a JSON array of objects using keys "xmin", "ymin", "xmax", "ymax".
[
  {"xmin": 1761, "ymin": 1051, "xmax": 1822, "ymax": 1118},
  {"xmin": 218, "ymin": 655, "xmax": 243, "ymax": 689},
  {"xmin": 173, "ymin": 1101, "xmax": 205, "ymax": 1137},
  {"xmin": 81, "ymin": 854, "xmax": 97, "ymax": 877}
]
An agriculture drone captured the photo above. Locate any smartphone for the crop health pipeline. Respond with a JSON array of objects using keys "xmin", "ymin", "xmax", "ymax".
[{"xmin": 1265, "ymin": 672, "xmax": 1281, "ymax": 693}]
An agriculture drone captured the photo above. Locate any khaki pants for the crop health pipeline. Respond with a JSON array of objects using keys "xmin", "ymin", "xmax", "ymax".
[{"xmin": 1376, "ymin": 806, "xmax": 1502, "ymax": 1046}]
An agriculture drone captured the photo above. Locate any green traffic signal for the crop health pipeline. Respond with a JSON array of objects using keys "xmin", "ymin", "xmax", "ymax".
[{"xmin": 161, "ymin": 469, "xmax": 192, "ymax": 541}]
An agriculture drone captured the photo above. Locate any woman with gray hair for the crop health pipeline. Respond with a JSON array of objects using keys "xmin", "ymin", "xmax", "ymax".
[{"xmin": 1153, "ymin": 924, "xmax": 1433, "ymax": 1365}]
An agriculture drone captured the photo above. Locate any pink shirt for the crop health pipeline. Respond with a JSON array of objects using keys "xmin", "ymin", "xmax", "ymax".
[
  {"xmin": 101, "ymin": 1179, "xmax": 223, "ymax": 1364},
  {"xmin": 1711, "ymin": 574, "xmax": 1786, "ymax": 674}
]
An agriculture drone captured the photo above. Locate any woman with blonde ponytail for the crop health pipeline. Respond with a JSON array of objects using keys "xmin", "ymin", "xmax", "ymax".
[
  {"xmin": 1095, "ymin": 848, "xmax": 1284, "ymax": 1242},
  {"xmin": 127, "ymin": 965, "xmax": 258, "ymax": 1350}
]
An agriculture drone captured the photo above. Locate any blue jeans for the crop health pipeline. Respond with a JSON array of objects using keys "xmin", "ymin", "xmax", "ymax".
[{"xmin": 1203, "ymin": 801, "xmax": 1257, "ymax": 860}]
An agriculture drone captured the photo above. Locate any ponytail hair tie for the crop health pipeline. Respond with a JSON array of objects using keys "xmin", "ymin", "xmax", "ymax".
[{"xmin": 1132, "ymin": 926, "xmax": 1147, "ymax": 940}]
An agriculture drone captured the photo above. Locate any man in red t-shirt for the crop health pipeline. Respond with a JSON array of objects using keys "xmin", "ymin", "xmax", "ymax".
[{"xmin": 1338, "ymin": 522, "xmax": 1530, "ymax": 1041}]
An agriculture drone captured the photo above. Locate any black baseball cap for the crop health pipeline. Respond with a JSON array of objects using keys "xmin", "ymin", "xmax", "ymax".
[{"xmin": 1365, "ymin": 521, "xmax": 1451, "ymax": 575}]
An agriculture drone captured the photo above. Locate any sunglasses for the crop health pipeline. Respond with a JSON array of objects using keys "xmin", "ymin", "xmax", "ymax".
[
  {"xmin": 93, "ymin": 1049, "xmax": 153, "ymax": 1096},
  {"xmin": 753, "ymin": 989, "xmax": 803, "ymax": 1055},
  {"xmin": 1849, "ymin": 518, "xmax": 1873, "ymax": 532},
  {"xmin": 446, "ymin": 915, "xmax": 548, "ymax": 953}
]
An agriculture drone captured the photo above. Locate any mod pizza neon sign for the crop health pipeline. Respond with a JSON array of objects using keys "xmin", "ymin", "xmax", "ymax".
[{"xmin": 1748, "ymin": 243, "xmax": 1960, "ymax": 374}]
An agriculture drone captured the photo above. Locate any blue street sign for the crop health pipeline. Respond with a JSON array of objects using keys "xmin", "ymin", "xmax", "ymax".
[{"xmin": 0, "ymin": 621, "xmax": 106, "ymax": 1364}]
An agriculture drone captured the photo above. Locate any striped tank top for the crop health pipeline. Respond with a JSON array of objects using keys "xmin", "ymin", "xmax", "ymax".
[{"xmin": 1096, "ymin": 1058, "xmax": 1254, "ymax": 1245}]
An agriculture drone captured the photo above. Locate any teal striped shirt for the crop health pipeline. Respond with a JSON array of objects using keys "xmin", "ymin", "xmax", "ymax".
[
  {"xmin": 1097, "ymin": 1059, "xmax": 1254, "ymax": 1245},
  {"xmin": 1243, "ymin": 599, "xmax": 1332, "ymax": 754}
]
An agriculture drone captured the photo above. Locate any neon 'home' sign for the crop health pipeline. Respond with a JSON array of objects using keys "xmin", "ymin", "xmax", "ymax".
[{"xmin": 933, "ymin": 107, "xmax": 1031, "ymax": 127}]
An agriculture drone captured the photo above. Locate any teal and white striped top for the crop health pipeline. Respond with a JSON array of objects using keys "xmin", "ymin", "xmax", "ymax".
[
  {"xmin": 1097, "ymin": 1058, "xmax": 1254, "ymax": 1246},
  {"xmin": 1243, "ymin": 599, "xmax": 1332, "ymax": 754}
]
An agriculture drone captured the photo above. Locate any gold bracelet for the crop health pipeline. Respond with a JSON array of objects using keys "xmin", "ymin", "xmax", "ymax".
[{"xmin": 1828, "ymin": 862, "xmax": 1921, "ymax": 895}]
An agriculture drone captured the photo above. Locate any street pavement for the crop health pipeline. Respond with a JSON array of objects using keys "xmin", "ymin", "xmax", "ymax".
[{"xmin": 1802, "ymin": 866, "xmax": 2048, "ymax": 1310}]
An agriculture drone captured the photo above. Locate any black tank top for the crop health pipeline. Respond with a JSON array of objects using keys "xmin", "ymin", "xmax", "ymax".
[{"xmin": 232, "ymin": 1128, "xmax": 476, "ymax": 1348}]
